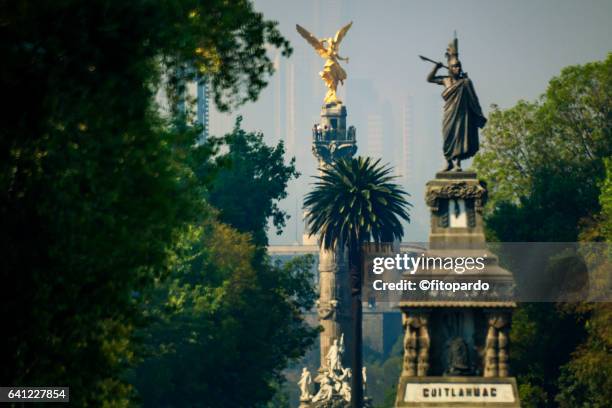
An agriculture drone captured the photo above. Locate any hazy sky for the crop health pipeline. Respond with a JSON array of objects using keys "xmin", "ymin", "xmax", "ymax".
[{"xmin": 209, "ymin": 0, "xmax": 612, "ymax": 244}]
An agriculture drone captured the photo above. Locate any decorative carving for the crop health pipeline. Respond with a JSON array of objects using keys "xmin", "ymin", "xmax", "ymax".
[
  {"xmin": 417, "ymin": 320, "xmax": 430, "ymax": 376},
  {"xmin": 496, "ymin": 315, "xmax": 510, "ymax": 377},
  {"xmin": 299, "ymin": 367, "xmax": 314, "ymax": 401},
  {"xmin": 402, "ymin": 313, "xmax": 430, "ymax": 377},
  {"xmin": 312, "ymin": 140, "xmax": 357, "ymax": 164},
  {"xmin": 498, "ymin": 329, "xmax": 509, "ymax": 377},
  {"xmin": 484, "ymin": 317, "xmax": 498, "ymax": 377},
  {"xmin": 484, "ymin": 312, "xmax": 510, "ymax": 378},
  {"xmin": 403, "ymin": 315, "xmax": 417, "ymax": 376},
  {"xmin": 438, "ymin": 199, "xmax": 449, "ymax": 228},
  {"xmin": 305, "ymin": 334, "xmax": 372, "ymax": 407},
  {"xmin": 312, "ymin": 372, "xmax": 335, "ymax": 403},
  {"xmin": 317, "ymin": 299, "xmax": 338, "ymax": 320},
  {"xmin": 336, "ymin": 368, "xmax": 352, "ymax": 402},
  {"xmin": 466, "ymin": 199, "xmax": 476, "ymax": 227},
  {"xmin": 426, "ymin": 181, "xmax": 488, "ymax": 213}
]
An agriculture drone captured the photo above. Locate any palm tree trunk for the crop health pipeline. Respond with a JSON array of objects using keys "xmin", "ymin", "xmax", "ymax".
[{"xmin": 349, "ymin": 240, "xmax": 363, "ymax": 408}]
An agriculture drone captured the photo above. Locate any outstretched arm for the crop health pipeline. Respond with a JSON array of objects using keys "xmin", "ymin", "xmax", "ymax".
[
  {"xmin": 337, "ymin": 54, "xmax": 349, "ymax": 63},
  {"xmin": 427, "ymin": 62, "xmax": 445, "ymax": 85}
]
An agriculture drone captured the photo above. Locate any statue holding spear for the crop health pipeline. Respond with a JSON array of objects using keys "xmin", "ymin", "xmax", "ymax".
[{"xmin": 421, "ymin": 36, "xmax": 487, "ymax": 172}]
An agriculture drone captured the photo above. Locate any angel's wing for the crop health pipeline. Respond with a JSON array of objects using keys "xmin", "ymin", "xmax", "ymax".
[
  {"xmin": 333, "ymin": 21, "xmax": 353, "ymax": 46},
  {"xmin": 296, "ymin": 24, "xmax": 326, "ymax": 57}
]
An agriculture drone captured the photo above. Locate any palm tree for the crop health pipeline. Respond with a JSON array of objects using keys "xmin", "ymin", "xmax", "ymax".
[{"xmin": 304, "ymin": 156, "xmax": 411, "ymax": 407}]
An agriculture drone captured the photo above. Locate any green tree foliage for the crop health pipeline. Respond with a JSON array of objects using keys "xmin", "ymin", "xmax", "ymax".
[
  {"xmin": 508, "ymin": 304, "xmax": 586, "ymax": 407},
  {"xmin": 131, "ymin": 101, "xmax": 312, "ymax": 407},
  {"xmin": 304, "ymin": 157, "xmax": 411, "ymax": 249},
  {"xmin": 208, "ymin": 118, "xmax": 300, "ymax": 247},
  {"xmin": 601, "ymin": 159, "xmax": 612, "ymax": 241},
  {"xmin": 475, "ymin": 54, "xmax": 612, "ymax": 241},
  {"xmin": 474, "ymin": 55, "xmax": 612, "ymax": 407},
  {"xmin": 1, "ymin": 1, "xmax": 290, "ymax": 405},
  {"xmin": 132, "ymin": 219, "xmax": 317, "ymax": 407},
  {"xmin": 555, "ymin": 303, "xmax": 612, "ymax": 408},
  {"xmin": 363, "ymin": 337, "xmax": 403, "ymax": 408},
  {"xmin": 555, "ymin": 162, "xmax": 612, "ymax": 407}
]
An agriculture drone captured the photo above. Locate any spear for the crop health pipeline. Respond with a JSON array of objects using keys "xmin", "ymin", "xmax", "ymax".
[{"xmin": 419, "ymin": 55, "xmax": 448, "ymax": 69}]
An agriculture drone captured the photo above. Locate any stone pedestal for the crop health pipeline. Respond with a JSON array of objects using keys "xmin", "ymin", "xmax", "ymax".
[
  {"xmin": 395, "ymin": 171, "xmax": 520, "ymax": 407},
  {"xmin": 425, "ymin": 171, "xmax": 487, "ymax": 248},
  {"xmin": 311, "ymin": 102, "xmax": 357, "ymax": 370}
]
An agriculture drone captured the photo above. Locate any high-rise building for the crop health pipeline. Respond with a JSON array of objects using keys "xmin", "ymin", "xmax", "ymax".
[
  {"xmin": 399, "ymin": 97, "xmax": 413, "ymax": 184},
  {"xmin": 196, "ymin": 76, "xmax": 209, "ymax": 141},
  {"xmin": 273, "ymin": 51, "xmax": 282, "ymax": 143},
  {"xmin": 285, "ymin": 61, "xmax": 296, "ymax": 160},
  {"xmin": 366, "ymin": 113, "xmax": 384, "ymax": 159},
  {"xmin": 156, "ymin": 68, "xmax": 210, "ymax": 142}
]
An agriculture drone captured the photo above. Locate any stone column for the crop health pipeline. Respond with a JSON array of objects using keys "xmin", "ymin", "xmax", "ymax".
[
  {"xmin": 316, "ymin": 245, "xmax": 344, "ymax": 368},
  {"xmin": 484, "ymin": 314, "xmax": 499, "ymax": 377},
  {"xmin": 401, "ymin": 311, "xmax": 430, "ymax": 377},
  {"xmin": 310, "ymin": 102, "xmax": 357, "ymax": 371},
  {"xmin": 401, "ymin": 313, "xmax": 417, "ymax": 377},
  {"xmin": 497, "ymin": 313, "xmax": 510, "ymax": 378},
  {"xmin": 484, "ymin": 311, "xmax": 511, "ymax": 378}
]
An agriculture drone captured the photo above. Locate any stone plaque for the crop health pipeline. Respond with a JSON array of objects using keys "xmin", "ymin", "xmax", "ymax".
[
  {"xmin": 404, "ymin": 383, "xmax": 515, "ymax": 403},
  {"xmin": 396, "ymin": 377, "xmax": 520, "ymax": 407}
]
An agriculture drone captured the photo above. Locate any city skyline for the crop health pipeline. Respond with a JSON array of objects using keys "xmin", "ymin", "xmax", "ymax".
[{"xmin": 208, "ymin": 0, "xmax": 612, "ymax": 244}]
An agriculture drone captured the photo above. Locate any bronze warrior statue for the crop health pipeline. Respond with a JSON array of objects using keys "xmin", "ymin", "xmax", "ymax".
[{"xmin": 425, "ymin": 37, "xmax": 487, "ymax": 172}]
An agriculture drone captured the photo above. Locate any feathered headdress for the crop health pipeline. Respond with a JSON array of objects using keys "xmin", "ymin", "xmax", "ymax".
[{"xmin": 445, "ymin": 35, "xmax": 460, "ymax": 65}]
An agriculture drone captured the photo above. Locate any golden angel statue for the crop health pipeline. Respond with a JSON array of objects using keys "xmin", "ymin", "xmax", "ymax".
[{"xmin": 296, "ymin": 22, "xmax": 353, "ymax": 105}]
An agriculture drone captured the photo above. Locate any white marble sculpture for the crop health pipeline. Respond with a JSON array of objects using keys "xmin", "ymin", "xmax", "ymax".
[
  {"xmin": 312, "ymin": 374, "xmax": 334, "ymax": 403},
  {"xmin": 298, "ymin": 367, "xmax": 313, "ymax": 401},
  {"xmin": 302, "ymin": 333, "xmax": 370, "ymax": 405},
  {"xmin": 362, "ymin": 366, "xmax": 367, "ymax": 393},
  {"xmin": 337, "ymin": 367, "xmax": 352, "ymax": 401},
  {"xmin": 325, "ymin": 338, "xmax": 340, "ymax": 372}
]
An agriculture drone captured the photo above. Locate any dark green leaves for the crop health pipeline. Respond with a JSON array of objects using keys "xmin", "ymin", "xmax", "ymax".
[
  {"xmin": 474, "ymin": 54, "xmax": 612, "ymax": 242},
  {"xmin": 304, "ymin": 156, "xmax": 411, "ymax": 250},
  {"xmin": 207, "ymin": 117, "xmax": 300, "ymax": 247},
  {"xmin": 0, "ymin": 1, "xmax": 293, "ymax": 405}
]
